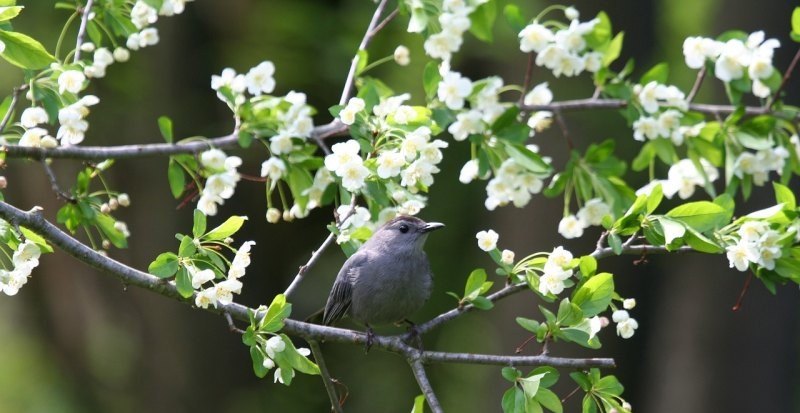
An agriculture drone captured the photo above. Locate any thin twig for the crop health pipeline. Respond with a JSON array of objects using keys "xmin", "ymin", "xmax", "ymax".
[
  {"xmin": 73, "ymin": 0, "xmax": 95, "ymax": 62},
  {"xmin": 283, "ymin": 196, "xmax": 358, "ymax": 299},
  {"xmin": 768, "ymin": 46, "xmax": 800, "ymax": 109},
  {"xmin": 40, "ymin": 159, "xmax": 76, "ymax": 202},
  {"xmin": 686, "ymin": 66, "xmax": 707, "ymax": 103},
  {"xmin": 421, "ymin": 351, "xmax": 615, "ymax": 368},
  {"xmin": 514, "ymin": 335, "xmax": 537, "ymax": 354},
  {"xmin": 561, "ymin": 385, "xmax": 581, "ymax": 403},
  {"xmin": 309, "ymin": 340, "xmax": 343, "ymax": 413},
  {"xmin": 0, "ymin": 85, "xmax": 26, "ymax": 133},
  {"xmin": 408, "ymin": 357, "xmax": 443, "ymax": 413},
  {"xmin": 224, "ymin": 312, "xmax": 245, "ymax": 334},
  {"xmin": 731, "ymin": 272, "xmax": 753, "ymax": 312},
  {"xmin": 368, "ymin": 7, "xmax": 399, "ymax": 37},
  {"xmin": 595, "ymin": 231, "xmax": 609, "ymax": 253},
  {"xmin": 553, "ymin": 109, "xmax": 574, "ymax": 151},
  {"xmin": 339, "ymin": 0, "xmax": 391, "ymax": 106}
]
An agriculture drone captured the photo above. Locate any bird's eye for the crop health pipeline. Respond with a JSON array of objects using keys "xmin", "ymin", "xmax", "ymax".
[{"xmin": 399, "ymin": 224, "xmax": 409, "ymax": 233}]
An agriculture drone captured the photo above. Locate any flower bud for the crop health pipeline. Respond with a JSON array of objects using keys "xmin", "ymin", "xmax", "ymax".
[
  {"xmin": 393, "ymin": 45, "xmax": 410, "ymax": 66},
  {"xmin": 100, "ymin": 203, "xmax": 111, "ymax": 214},
  {"xmin": 102, "ymin": 239, "xmax": 111, "ymax": 249},
  {"xmin": 266, "ymin": 208, "xmax": 281, "ymax": 223},
  {"xmin": 109, "ymin": 198, "xmax": 119, "ymax": 210},
  {"xmin": 0, "ymin": 176, "xmax": 7, "ymax": 189},
  {"xmin": 80, "ymin": 42, "xmax": 95, "ymax": 52},
  {"xmin": 623, "ymin": 298, "xmax": 636, "ymax": 310},
  {"xmin": 117, "ymin": 193, "xmax": 131, "ymax": 207},
  {"xmin": 501, "ymin": 249, "xmax": 515, "ymax": 265},
  {"xmin": 113, "ymin": 47, "xmax": 130, "ymax": 62},
  {"xmin": 282, "ymin": 210, "xmax": 294, "ymax": 222}
]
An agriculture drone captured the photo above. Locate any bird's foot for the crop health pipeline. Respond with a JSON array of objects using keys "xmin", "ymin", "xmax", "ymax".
[
  {"xmin": 401, "ymin": 319, "xmax": 424, "ymax": 351},
  {"xmin": 364, "ymin": 325, "xmax": 375, "ymax": 354}
]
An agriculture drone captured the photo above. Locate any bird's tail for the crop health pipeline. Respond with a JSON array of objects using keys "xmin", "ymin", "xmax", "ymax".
[{"xmin": 305, "ymin": 307, "xmax": 325, "ymax": 324}]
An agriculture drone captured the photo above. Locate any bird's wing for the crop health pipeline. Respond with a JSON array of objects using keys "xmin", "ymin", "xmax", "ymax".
[{"xmin": 322, "ymin": 252, "xmax": 366, "ymax": 325}]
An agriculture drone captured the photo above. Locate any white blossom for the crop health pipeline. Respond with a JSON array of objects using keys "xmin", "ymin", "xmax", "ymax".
[
  {"xmin": 376, "ymin": 150, "xmax": 406, "ymax": 179},
  {"xmin": 475, "ymin": 229, "xmax": 499, "ymax": 251},
  {"xmin": 58, "ymin": 70, "xmax": 86, "ymax": 94},
  {"xmin": 501, "ymin": 249, "xmax": 515, "ymax": 265},
  {"xmin": 448, "ymin": 110, "xmax": 484, "ymax": 141},
  {"xmin": 131, "ymin": 1, "xmax": 158, "ymax": 29},
  {"xmin": 437, "ymin": 70, "xmax": 472, "ymax": 110},
  {"xmin": 623, "ymin": 298, "xmax": 637, "ymax": 310},
  {"xmin": 195, "ymin": 287, "xmax": 217, "ymax": 308},
  {"xmin": 538, "ymin": 266, "xmax": 572, "ymax": 296},
  {"xmin": 339, "ymin": 97, "xmax": 365, "ymax": 125},
  {"xmin": 558, "ymin": 215, "xmax": 584, "ymax": 239},
  {"xmin": 245, "ymin": 61, "xmax": 276, "ymax": 96},
  {"xmin": 519, "ymin": 23, "xmax": 553, "ymax": 53},
  {"xmin": 577, "ymin": 198, "xmax": 610, "ymax": 226},
  {"xmin": 523, "ymin": 82, "xmax": 553, "ymax": 106},
  {"xmin": 20, "ymin": 107, "xmax": 48, "ymax": 128},
  {"xmin": 394, "ymin": 45, "xmax": 410, "ymax": 66},
  {"xmin": 261, "ymin": 157, "xmax": 287, "ymax": 181},
  {"xmin": 459, "ymin": 159, "xmax": 479, "ymax": 184}
]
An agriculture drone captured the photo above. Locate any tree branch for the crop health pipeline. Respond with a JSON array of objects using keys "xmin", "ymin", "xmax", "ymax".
[
  {"xmin": 421, "ymin": 351, "xmax": 615, "ymax": 368},
  {"xmin": 408, "ymin": 357, "xmax": 443, "ymax": 413},
  {"xmin": 686, "ymin": 66, "xmax": 707, "ymax": 103},
  {"xmin": 520, "ymin": 98, "xmax": 788, "ymax": 117},
  {"xmin": 73, "ymin": 0, "xmax": 94, "ymax": 62},
  {"xmin": 309, "ymin": 340, "xmax": 343, "ymax": 413},
  {"xmin": 0, "ymin": 200, "xmax": 612, "ymax": 369},
  {"xmin": 40, "ymin": 158, "xmax": 76, "ymax": 202},
  {"xmin": 339, "ymin": 0, "xmax": 391, "ymax": 106},
  {"xmin": 3, "ymin": 121, "xmax": 349, "ymax": 161}
]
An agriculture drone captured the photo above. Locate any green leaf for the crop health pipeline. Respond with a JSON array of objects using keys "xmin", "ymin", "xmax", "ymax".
[
  {"xmin": 423, "ymin": 61, "xmax": 441, "ymax": 101},
  {"xmin": 602, "ymin": 32, "xmax": 624, "ymax": 66},
  {"xmin": 259, "ymin": 294, "xmax": 292, "ymax": 332},
  {"xmin": 503, "ymin": 4, "xmax": 526, "ymax": 32},
  {"xmin": 519, "ymin": 373, "xmax": 547, "ymax": 399},
  {"xmin": 534, "ymin": 388, "xmax": 563, "ymax": 413},
  {"xmin": 167, "ymin": 160, "xmax": 186, "ymax": 198},
  {"xmin": 203, "ymin": 215, "xmax": 247, "ymax": 240},
  {"xmin": 773, "ymin": 182, "xmax": 796, "ymax": 210},
  {"xmin": 0, "ymin": 6, "xmax": 22, "ymax": 22},
  {"xmin": 683, "ymin": 226, "xmax": 723, "ymax": 253},
  {"xmin": 355, "ymin": 49, "xmax": 368, "ymax": 75},
  {"xmin": 793, "ymin": 7, "xmax": 800, "ymax": 35},
  {"xmin": 505, "ymin": 143, "xmax": 551, "ymax": 174},
  {"xmin": 579, "ymin": 255, "xmax": 597, "ymax": 277},
  {"xmin": 175, "ymin": 266, "xmax": 194, "ymax": 298},
  {"xmin": 157, "ymin": 116, "xmax": 173, "ymax": 143},
  {"xmin": 570, "ymin": 371, "xmax": 591, "ymax": 391},
  {"xmin": 470, "ymin": 296, "xmax": 494, "ymax": 310},
  {"xmin": 0, "ymin": 29, "xmax": 55, "ymax": 69},
  {"xmin": 657, "ymin": 217, "xmax": 686, "ymax": 245},
  {"xmin": 502, "ymin": 387, "xmax": 527, "ymax": 413},
  {"xmin": 193, "ymin": 209, "xmax": 207, "ymax": 238},
  {"xmin": 646, "ymin": 183, "xmax": 663, "ymax": 214},
  {"xmin": 516, "ymin": 317, "xmax": 540, "ymax": 333},
  {"xmin": 640, "ymin": 62, "xmax": 669, "ymax": 85},
  {"xmin": 277, "ymin": 334, "xmax": 319, "ymax": 375},
  {"xmin": 148, "ymin": 252, "xmax": 179, "ymax": 278},
  {"xmin": 411, "ymin": 395, "xmax": 425, "ymax": 413},
  {"xmin": 178, "ymin": 234, "xmax": 196, "ymax": 257},
  {"xmin": 608, "ymin": 233, "xmax": 622, "ymax": 255},
  {"xmin": 249, "ymin": 346, "xmax": 269, "ymax": 378},
  {"xmin": 469, "ymin": 0, "xmax": 496, "ymax": 42},
  {"xmin": 571, "ymin": 273, "xmax": 614, "ymax": 317},
  {"xmin": 585, "ymin": 11, "xmax": 611, "ymax": 49},
  {"xmin": 502, "ymin": 367, "xmax": 522, "ymax": 382},
  {"xmin": 95, "ymin": 214, "xmax": 128, "ymax": 248},
  {"xmin": 464, "ymin": 268, "xmax": 487, "ymax": 296},
  {"xmin": 666, "ymin": 201, "xmax": 728, "ymax": 233}
]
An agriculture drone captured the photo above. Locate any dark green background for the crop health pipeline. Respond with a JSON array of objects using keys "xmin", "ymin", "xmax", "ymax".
[{"xmin": 0, "ymin": 0, "xmax": 798, "ymax": 412}]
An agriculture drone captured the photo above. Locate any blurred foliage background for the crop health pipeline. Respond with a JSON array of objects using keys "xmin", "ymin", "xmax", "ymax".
[{"xmin": 1, "ymin": 0, "xmax": 799, "ymax": 412}]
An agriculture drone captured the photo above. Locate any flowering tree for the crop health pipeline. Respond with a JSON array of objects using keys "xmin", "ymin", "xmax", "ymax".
[{"xmin": 1, "ymin": 0, "xmax": 799, "ymax": 411}]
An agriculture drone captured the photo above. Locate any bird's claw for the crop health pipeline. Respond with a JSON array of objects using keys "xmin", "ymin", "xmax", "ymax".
[
  {"xmin": 401, "ymin": 319, "xmax": 424, "ymax": 351},
  {"xmin": 364, "ymin": 326, "xmax": 375, "ymax": 354}
]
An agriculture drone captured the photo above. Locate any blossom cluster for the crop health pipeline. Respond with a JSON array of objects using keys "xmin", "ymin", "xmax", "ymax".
[
  {"xmin": 482, "ymin": 155, "xmax": 547, "ymax": 211},
  {"xmin": 518, "ymin": 11, "xmax": 602, "ymax": 78},
  {"xmin": 18, "ymin": 92, "xmax": 99, "ymax": 147},
  {"xmin": 197, "ymin": 149, "xmax": 242, "ymax": 216},
  {"xmin": 683, "ymin": 31, "xmax": 780, "ymax": 97},
  {"xmin": 637, "ymin": 159, "xmax": 719, "ymax": 200},
  {"xmin": 0, "ymin": 239, "xmax": 42, "ymax": 296},
  {"xmin": 538, "ymin": 246, "xmax": 574, "ymax": 296},
  {"xmin": 79, "ymin": 43, "xmax": 131, "ymax": 79},
  {"xmin": 210, "ymin": 61, "xmax": 280, "ymax": 107},
  {"xmin": 630, "ymin": 82, "xmax": 699, "ymax": 146},
  {"xmin": 558, "ymin": 198, "xmax": 612, "ymax": 239},
  {"xmin": 127, "ymin": 0, "xmax": 194, "ymax": 51},
  {"xmin": 733, "ymin": 147, "xmax": 789, "ymax": 186},
  {"xmin": 422, "ymin": 0, "xmax": 485, "ymax": 62},
  {"xmin": 725, "ymin": 221, "xmax": 783, "ymax": 271},
  {"xmin": 612, "ymin": 309, "xmax": 638, "ymax": 339},
  {"xmin": 194, "ymin": 240, "xmax": 254, "ymax": 308},
  {"xmin": 259, "ymin": 335, "xmax": 311, "ymax": 384}
]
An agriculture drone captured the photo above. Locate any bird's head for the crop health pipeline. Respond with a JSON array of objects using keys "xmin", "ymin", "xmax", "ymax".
[{"xmin": 367, "ymin": 215, "xmax": 444, "ymax": 251}]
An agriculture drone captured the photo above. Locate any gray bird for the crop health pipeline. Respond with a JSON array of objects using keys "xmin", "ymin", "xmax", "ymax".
[{"xmin": 323, "ymin": 215, "xmax": 444, "ymax": 348}]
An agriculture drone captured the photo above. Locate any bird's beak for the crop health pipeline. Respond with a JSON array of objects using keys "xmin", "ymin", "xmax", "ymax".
[{"xmin": 421, "ymin": 222, "xmax": 445, "ymax": 233}]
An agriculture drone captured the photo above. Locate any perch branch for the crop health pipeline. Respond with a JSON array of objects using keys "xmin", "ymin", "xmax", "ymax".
[{"xmin": 408, "ymin": 357, "xmax": 443, "ymax": 413}]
